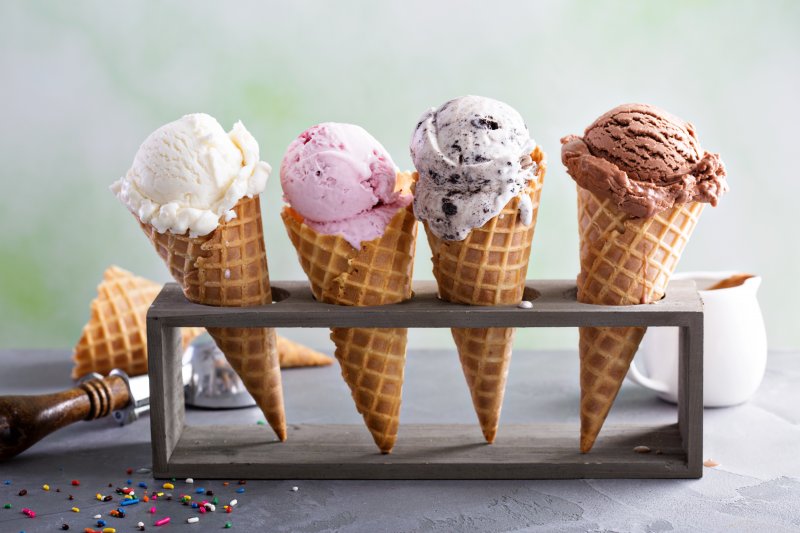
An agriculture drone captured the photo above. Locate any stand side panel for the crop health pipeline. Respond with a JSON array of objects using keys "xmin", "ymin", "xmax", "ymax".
[
  {"xmin": 678, "ymin": 319, "xmax": 704, "ymax": 477},
  {"xmin": 147, "ymin": 318, "xmax": 184, "ymax": 476}
]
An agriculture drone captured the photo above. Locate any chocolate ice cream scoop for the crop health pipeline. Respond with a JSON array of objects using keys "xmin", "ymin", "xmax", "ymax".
[{"xmin": 561, "ymin": 103, "xmax": 727, "ymax": 218}]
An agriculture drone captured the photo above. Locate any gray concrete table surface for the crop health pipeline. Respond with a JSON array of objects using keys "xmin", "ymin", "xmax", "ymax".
[{"xmin": 0, "ymin": 347, "xmax": 798, "ymax": 533}]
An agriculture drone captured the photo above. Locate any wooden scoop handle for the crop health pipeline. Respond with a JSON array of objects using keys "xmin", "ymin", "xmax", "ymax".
[{"xmin": 0, "ymin": 375, "xmax": 130, "ymax": 461}]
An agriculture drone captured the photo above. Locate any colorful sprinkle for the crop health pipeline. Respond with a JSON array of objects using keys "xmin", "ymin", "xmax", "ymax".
[
  {"xmin": 185, "ymin": 478, "xmax": 194, "ymax": 484},
  {"xmin": 154, "ymin": 517, "xmax": 170, "ymax": 526},
  {"xmin": 102, "ymin": 528, "xmax": 116, "ymax": 533},
  {"xmin": 3, "ymin": 480, "xmax": 10, "ymax": 485},
  {"xmin": 120, "ymin": 498, "xmax": 139, "ymax": 506},
  {"xmin": 126, "ymin": 468, "xmax": 133, "ymax": 476},
  {"xmin": 137, "ymin": 522, "xmax": 145, "ymax": 531},
  {"xmin": 187, "ymin": 517, "xmax": 199, "ymax": 524},
  {"xmin": 149, "ymin": 507, "xmax": 156, "ymax": 514},
  {"xmin": 256, "ymin": 420, "xmax": 265, "ymax": 426},
  {"xmin": 18, "ymin": 489, "xmax": 27, "ymax": 496},
  {"xmin": 3, "ymin": 504, "xmax": 10, "ymax": 509},
  {"xmin": 291, "ymin": 486, "xmax": 299, "ymax": 492},
  {"xmin": 61, "ymin": 524, "xmax": 70, "ymax": 530},
  {"xmin": 138, "ymin": 482, "xmax": 148, "ymax": 488},
  {"xmin": 229, "ymin": 499, "xmax": 238, "ymax": 507},
  {"xmin": 21, "ymin": 507, "xmax": 35, "ymax": 518},
  {"xmin": 42, "ymin": 485, "xmax": 50, "ymax": 491},
  {"xmin": 224, "ymin": 522, "xmax": 232, "ymax": 529},
  {"xmin": 71, "ymin": 480, "xmax": 80, "ymax": 486},
  {"xmin": 96, "ymin": 520, "xmax": 106, "ymax": 527},
  {"xmin": 162, "ymin": 483, "xmax": 174, "ymax": 490},
  {"xmin": 235, "ymin": 488, "xmax": 245, "ymax": 494},
  {"xmin": 103, "ymin": 495, "xmax": 113, "ymax": 502},
  {"xmin": 204, "ymin": 503, "xmax": 215, "ymax": 512}
]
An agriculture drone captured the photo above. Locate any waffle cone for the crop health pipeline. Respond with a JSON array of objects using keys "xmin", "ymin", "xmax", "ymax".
[
  {"xmin": 281, "ymin": 177, "xmax": 417, "ymax": 453},
  {"xmin": 576, "ymin": 187, "xmax": 704, "ymax": 452},
  {"xmin": 424, "ymin": 147, "xmax": 546, "ymax": 443},
  {"xmin": 72, "ymin": 266, "xmax": 203, "ymax": 380},
  {"xmin": 139, "ymin": 195, "xmax": 287, "ymax": 441},
  {"xmin": 277, "ymin": 336, "xmax": 333, "ymax": 368}
]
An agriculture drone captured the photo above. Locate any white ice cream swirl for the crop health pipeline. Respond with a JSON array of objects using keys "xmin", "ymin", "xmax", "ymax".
[{"xmin": 111, "ymin": 113, "xmax": 270, "ymax": 237}]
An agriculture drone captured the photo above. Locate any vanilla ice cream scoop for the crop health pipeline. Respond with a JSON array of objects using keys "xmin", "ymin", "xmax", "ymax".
[
  {"xmin": 111, "ymin": 113, "xmax": 271, "ymax": 237},
  {"xmin": 411, "ymin": 95, "xmax": 538, "ymax": 241}
]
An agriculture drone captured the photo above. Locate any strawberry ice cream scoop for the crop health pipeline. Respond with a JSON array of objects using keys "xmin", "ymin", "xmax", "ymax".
[{"xmin": 280, "ymin": 123, "xmax": 411, "ymax": 248}]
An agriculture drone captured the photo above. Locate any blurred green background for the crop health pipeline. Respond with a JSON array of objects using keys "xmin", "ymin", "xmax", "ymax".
[{"xmin": 1, "ymin": 0, "xmax": 798, "ymax": 352}]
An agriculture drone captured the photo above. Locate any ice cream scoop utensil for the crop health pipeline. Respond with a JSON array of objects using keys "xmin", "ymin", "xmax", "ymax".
[{"xmin": 0, "ymin": 372, "xmax": 134, "ymax": 461}]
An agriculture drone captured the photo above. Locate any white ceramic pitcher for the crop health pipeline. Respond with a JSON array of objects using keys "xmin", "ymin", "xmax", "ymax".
[{"xmin": 629, "ymin": 271, "xmax": 767, "ymax": 407}]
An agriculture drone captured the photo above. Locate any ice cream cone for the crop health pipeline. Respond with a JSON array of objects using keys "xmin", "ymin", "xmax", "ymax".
[
  {"xmin": 576, "ymin": 187, "xmax": 704, "ymax": 452},
  {"xmin": 72, "ymin": 266, "xmax": 203, "ymax": 380},
  {"xmin": 277, "ymin": 336, "xmax": 333, "ymax": 368},
  {"xmin": 423, "ymin": 147, "xmax": 546, "ymax": 443},
  {"xmin": 139, "ymin": 195, "xmax": 287, "ymax": 441},
  {"xmin": 281, "ymin": 176, "xmax": 417, "ymax": 453}
]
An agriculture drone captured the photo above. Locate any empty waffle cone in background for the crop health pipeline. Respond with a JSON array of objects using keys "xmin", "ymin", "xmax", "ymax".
[
  {"xmin": 72, "ymin": 266, "xmax": 203, "ymax": 380},
  {"xmin": 424, "ymin": 147, "xmax": 546, "ymax": 443},
  {"xmin": 139, "ymin": 195, "xmax": 287, "ymax": 441},
  {"xmin": 277, "ymin": 336, "xmax": 333, "ymax": 368},
  {"xmin": 281, "ymin": 174, "xmax": 417, "ymax": 453},
  {"xmin": 73, "ymin": 266, "xmax": 330, "ymax": 378},
  {"xmin": 577, "ymin": 187, "xmax": 704, "ymax": 452}
]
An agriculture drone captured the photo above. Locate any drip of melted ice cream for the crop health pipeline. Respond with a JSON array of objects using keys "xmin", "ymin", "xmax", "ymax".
[{"xmin": 411, "ymin": 95, "xmax": 538, "ymax": 241}]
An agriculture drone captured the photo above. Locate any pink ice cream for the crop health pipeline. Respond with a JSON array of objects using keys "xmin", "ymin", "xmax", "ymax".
[{"xmin": 280, "ymin": 122, "xmax": 412, "ymax": 248}]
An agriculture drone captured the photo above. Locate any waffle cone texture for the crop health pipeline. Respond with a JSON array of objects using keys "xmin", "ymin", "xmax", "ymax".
[
  {"xmin": 423, "ymin": 147, "xmax": 546, "ymax": 443},
  {"xmin": 576, "ymin": 187, "xmax": 703, "ymax": 452},
  {"xmin": 138, "ymin": 195, "xmax": 287, "ymax": 441},
  {"xmin": 281, "ymin": 177, "xmax": 417, "ymax": 454},
  {"xmin": 72, "ymin": 266, "xmax": 203, "ymax": 380}
]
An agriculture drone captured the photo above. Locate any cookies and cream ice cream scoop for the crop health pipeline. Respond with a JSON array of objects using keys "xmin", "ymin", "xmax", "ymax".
[
  {"xmin": 411, "ymin": 95, "xmax": 539, "ymax": 241},
  {"xmin": 561, "ymin": 103, "xmax": 728, "ymax": 218}
]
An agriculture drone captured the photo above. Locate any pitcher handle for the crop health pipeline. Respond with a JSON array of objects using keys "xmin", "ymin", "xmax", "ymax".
[{"xmin": 628, "ymin": 359, "xmax": 671, "ymax": 395}]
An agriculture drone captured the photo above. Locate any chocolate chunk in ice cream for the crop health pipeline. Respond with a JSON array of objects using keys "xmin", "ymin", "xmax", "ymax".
[{"xmin": 561, "ymin": 103, "xmax": 728, "ymax": 218}]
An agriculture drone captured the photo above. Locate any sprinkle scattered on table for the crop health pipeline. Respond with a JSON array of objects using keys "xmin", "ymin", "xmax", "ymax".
[{"xmin": 703, "ymin": 458, "xmax": 721, "ymax": 467}]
